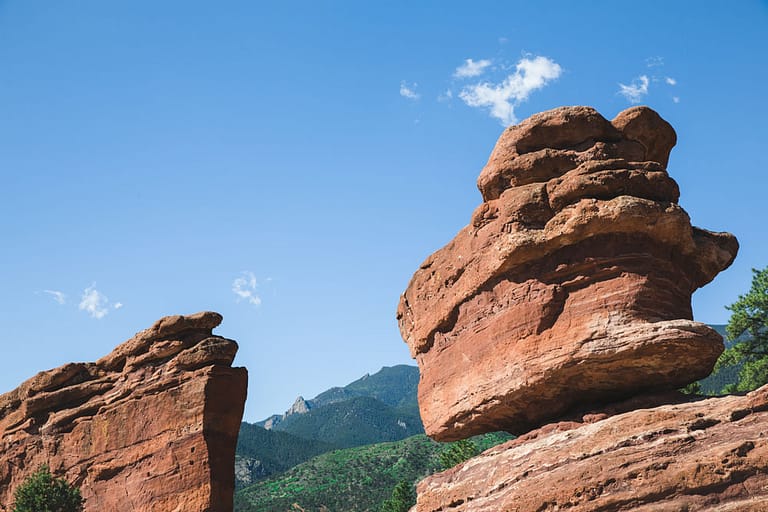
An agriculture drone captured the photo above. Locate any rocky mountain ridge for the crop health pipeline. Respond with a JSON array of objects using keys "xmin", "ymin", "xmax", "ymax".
[
  {"xmin": 255, "ymin": 364, "xmax": 420, "ymax": 432},
  {"xmin": 236, "ymin": 365, "xmax": 422, "ymax": 487}
]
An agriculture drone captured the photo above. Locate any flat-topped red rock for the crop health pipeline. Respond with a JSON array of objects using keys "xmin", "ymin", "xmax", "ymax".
[{"xmin": 0, "ymin": 311, "xmax": 247, "ymax": 512}]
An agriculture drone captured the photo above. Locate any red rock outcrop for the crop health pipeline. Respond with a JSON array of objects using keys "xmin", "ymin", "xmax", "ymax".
[
  {"xmin": 0, "ymin": 311, "xmax": 247, "ymax": 512},
  {"xmin": 397, "ymin": 106, "xmax": 738, "ymax": 441},
  {"xmin": 414, "ymin": 384, "xmax": 768, "ymax": 511}
]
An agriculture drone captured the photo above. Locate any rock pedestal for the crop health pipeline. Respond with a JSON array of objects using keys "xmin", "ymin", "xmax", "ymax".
[
  {"xmin": 397, "ymin": 106, "xmax": 738, "ymax": 441},
  {"xmin": 0, "ymin": 311, "xmax": 247, "ymax": 512},
  {"xmin": 414, "ymin": 385, "xmax": 768, "ymax": 511}
]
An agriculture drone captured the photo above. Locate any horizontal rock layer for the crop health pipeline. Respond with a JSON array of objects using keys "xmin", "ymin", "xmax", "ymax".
[
  {"xmin": 397, "ymin": 106, "xmax": 738, "ymax": 441},
  {"xmin": 0, "ymin": 311, "xmax": 247, "ymax": 512},
  {"xmin": 414, "ymin": 385, "xmax": 768, "ymax": 511}
]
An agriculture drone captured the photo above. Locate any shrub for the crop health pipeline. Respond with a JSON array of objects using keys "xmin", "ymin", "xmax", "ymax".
[{"xmin": 12, "ymin": 465, "xmax": 84, "ymax": 512}]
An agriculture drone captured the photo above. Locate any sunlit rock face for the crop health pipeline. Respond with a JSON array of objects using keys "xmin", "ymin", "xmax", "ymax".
[
  {"xmin": 397, "ymin": 106, "xmax": 738, "ymax": 441},
  {"xmin": 0, "ymin": 311, "xmax": 247, "ymax": 512},
  {"xmin": 414, "ymin": 385, "xmax": 768, "ymax": 511}
]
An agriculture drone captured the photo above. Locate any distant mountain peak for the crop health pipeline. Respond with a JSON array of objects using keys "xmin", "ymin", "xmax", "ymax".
[{"xmin": 288, "ymin": 396, "xmax": 311, "ymax": 415}]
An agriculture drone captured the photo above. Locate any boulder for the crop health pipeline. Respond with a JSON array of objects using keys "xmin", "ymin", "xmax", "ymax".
[
  {"xmin": 0, "ymin": 311, "xmax": 247, "ymax": 512},
  {"xmin": 397, "ymin": 106, "xmax": 738, "ymax": 441}
]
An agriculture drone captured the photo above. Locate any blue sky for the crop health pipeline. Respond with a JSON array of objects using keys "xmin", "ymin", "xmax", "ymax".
[{"xmin": 1, "ymin": 1, "xmax": 766, "ymax": 421}]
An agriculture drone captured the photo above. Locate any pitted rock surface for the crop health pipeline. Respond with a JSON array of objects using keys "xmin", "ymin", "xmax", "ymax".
[
  {"xmin": 397, "ymin": 106, "xmax": 738, "ymax": 441},
  {"xmin": 414, "ymin": 385, "xmax": 768, "ymax": 511},
  {"xmin": 0, "ymin": 311, "xmax": 247, "ymax": 512}
]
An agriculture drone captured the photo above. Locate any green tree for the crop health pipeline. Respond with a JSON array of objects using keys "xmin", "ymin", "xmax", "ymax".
[
  {"xmin": 439, "ymin": 438, "xmax": 478, "ymax": 470},
  {"xmin": 680, "ymin": 381, "xmax": 701, "ymax": 395},
  {"xmin": 379, "ymin": 480, "xmax": 416, "ymax": 512},
  {"xmin": 12, "ymin": 465, "xmax": 84, "ymax": 512},
  {"xmin": 715, "ymin": 267, "xmax": 768, "ymax": 393}
]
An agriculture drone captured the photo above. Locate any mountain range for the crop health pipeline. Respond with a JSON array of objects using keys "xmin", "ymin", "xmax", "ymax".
[
  {"xmin": 233, "ymin": 328, "xmax": 743, "ymax": 510},
  {"xmin": 235, "ymin": 365, "xmax": 423, "ymax": 487}
]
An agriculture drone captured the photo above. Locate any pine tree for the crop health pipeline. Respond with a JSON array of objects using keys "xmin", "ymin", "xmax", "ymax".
[
  {"xmin": 12, "ymin": 465, "xmax": 84, "ymax": 512},
  {"xmin": 439, "ymin": 439, "xmax": 478, "ymax": 470},
  {"xmin": 379, "ymin": 480, "xmax": 416, "ymax": 512},
  {"xmin": 716, "ymin": 267, "xmax": 768, "ymax": 393}
]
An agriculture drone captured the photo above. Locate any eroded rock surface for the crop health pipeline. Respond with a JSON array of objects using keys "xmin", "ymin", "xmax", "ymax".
[
  {"xmin": 397, "ymin": 106, "xmax": 738, "ymax": 441},
  {"xmin": 0, "ymin": 311, "xmax": 247, "ymax": 512},
  {"xmin": 414, "ymin": 385, "xmax": 768, "ymax": 511}
]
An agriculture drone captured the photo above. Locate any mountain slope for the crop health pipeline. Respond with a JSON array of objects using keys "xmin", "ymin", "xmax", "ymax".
[
  {"xmin": 234, "ymin": 433, "xmax": 512, "ymax": 512},
  {"xmin": 256, "ymin": 365, "xmax": 420, "ymax": 430},
  {"xmin": 235, "ymin": 423, "xmax": 338, "ymax": 487},
  {"xmin": 236, "ymin": 365, "xmax": 423, "ymax": 488},
  {"xmin": 272, "ymin": 395, "xmax": 423, "ymax": 448}
]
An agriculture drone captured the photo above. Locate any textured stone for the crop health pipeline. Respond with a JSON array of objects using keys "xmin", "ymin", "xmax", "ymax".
[
  {"xmin": 414, "ymin": 385, "xmax": 768, "ymax": 512},
  {"xmin": 397, "ymin": 106, "xmax": 738, "ymax": 441},
  {"xmin": 0, "ymin": 311, "xmax": 247, "ymax": 512}
]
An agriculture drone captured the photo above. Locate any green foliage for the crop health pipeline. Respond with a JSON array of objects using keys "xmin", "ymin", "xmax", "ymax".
[
  {"xmin": 12, "ymin": 465, "xmax": 83, "ymax": 512},
  {"xmin": 234, "ymin": 435, "xmax": 441, "ymax": 512},
  {"xmin": 379, "ymin": 480, "xmax": 416, "ymax": 512},
  {"xmin": 715, "ymin": 267, "xmax": 768, "ymax": 393},
  {"xmin": 272, "ymin": 396, "xmax": 423, "ymax": 449},
  {"xmin": 312, "ymin": 365, "xmax": 419, "ymax": 407},
  {"xmin": 234, "ymin": 432, "xmax": 513, "ymax": 512},
  {"xmin": 439, "ymin": 439, "xmax": 478, "ymax": 469},
  {"xmin": 680, "ymin": 381, "xmax": 701, "ymax": 395},
  {"xmin": 236, "ymin": 423, "xmax": 338, "ymax": 486}
]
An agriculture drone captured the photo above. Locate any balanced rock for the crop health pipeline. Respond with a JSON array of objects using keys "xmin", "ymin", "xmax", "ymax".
[
  {"xmin": 397, "ymin": 106, "xmax": 738, "ymax": 441},
  {"xmin": 0, "ymin": 312, "xmax": 247, "ymax": 512},
  {"xmin": 414, "ymin": 384, "xmax": 768, "ymax": 511}
]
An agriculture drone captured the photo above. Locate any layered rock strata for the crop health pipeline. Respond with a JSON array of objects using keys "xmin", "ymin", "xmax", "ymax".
[
  {"xmin": 0, "ymin": 311, "xmax": 247, "ymax": 512},
  {"xmin": 414, "ymin": 384, "xmax": 768, "ymax": 511},
  {"xmin": 397, "ymin": 106, "xmax": 738, "ymax": 441}
]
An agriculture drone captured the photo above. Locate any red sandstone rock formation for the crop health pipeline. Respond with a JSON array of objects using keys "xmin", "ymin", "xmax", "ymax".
[
  {"xmin": 397, "ymin": 106, "xmax": 738, "ymax": 441},
  {"xmin": 414, "ymin": 384, "xmax": 768, "ymax": 511},
  {"xmin": 0, "ymin": 311, "xmax": 247, "ymax": 512}
]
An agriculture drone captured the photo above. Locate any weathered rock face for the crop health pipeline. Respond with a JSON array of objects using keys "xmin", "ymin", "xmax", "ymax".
[
  {"xmin": 414, "ymin": 384, "xmax": 768, "ymax": 511},
  {"xmin": 0, "ymin": 312, "xmax": 247, "ymax": 512},
  {"xmin": 397, "ymin": 106, "xmax": 738, "ymax": 441}
]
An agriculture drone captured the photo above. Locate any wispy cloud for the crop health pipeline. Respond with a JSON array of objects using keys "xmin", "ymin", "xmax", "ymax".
[
  {"xmin": 618, "ymin": 75, "xmax": 650, "ymax": 104},
  {"xmin": 79, "ymin": 284, "xmax": 110, "ymax": 319},
  {"xmin": 232, "ymin": 271, "xmax": 261, "ymax": 307},
  {"xmin": 672, "ymin": 96, "xmax": 680, "ymax": 104},
  {"xmin": 399, "ymin": 81, "xmax": 420, "ymax": 100},
  {"xmin": 113, "ymin": 302, "xmax": 123, "ymax": 310},
  {"xmin": 43, "ymin": 289, "xmax": 67, "ymax": 305},
  {"xmin": 459, "ymin": 55, "xmax": 562, "ymax": 125},
  {"xmin": 646, "ymin": 56, "xmax": 664, "ymax": 68},
  {"xmin": 665, "ymin": 77, "xmax": 677, "ymax": 86},
  {"xmin": 454, "ymin": 58, "xmax": 492, "ymax": 78}
]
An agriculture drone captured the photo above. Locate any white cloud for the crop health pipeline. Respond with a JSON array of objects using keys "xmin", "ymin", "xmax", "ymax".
[
  {"xmin": 459, "ymin": 55, "xmax": 562, "ymax": 125},
  {"xmin": 232, "ymin": 271, "xmax": 261, "ymax": 307},
  {"xmin": 43, "ymin": 290, "xmax": 66, "ymax": 305},
  {"xmin": 454, "ymin": 58, "xmax": 492, "ymax": 78},
  {"xmin": 672, "ymin": 96, "xmax": 680, "ymax": 104},
  {"xmin": 665, "ymin": 77, "xmax": 677, "ymax": 86},
  {"xmin": 437, "ymin": 89, "xmax": 453, "ymax": 102},
  {"xmin": 79, "ymin": 284, "xmax": 110, "ymax": 319},
  {"xmin": 646, "ymin": 56, "xmax": 664, "ymax": 68},
  {"xmin": 114, "ymin": 302, "xmax": 123, "ymax": 309},
  {"xmin": 399, "ymin": 81, "xmax": 420, "ymax": 100},
  {"xmin": 618, "ymin": 75, "xmax": 650, "ymax": 104}
]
